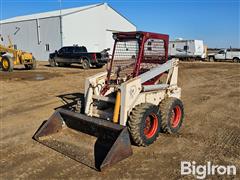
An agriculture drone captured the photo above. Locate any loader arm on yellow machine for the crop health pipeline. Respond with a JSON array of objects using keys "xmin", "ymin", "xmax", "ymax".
[{"xmin": 0, "ymin": 35, "xmax": 36, "ymax": 71}]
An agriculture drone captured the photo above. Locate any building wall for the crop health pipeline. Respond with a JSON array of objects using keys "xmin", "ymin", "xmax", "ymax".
[
  {"xmin": 0, "ymin": 20, "xmax": 38, "ymax": 54},
  {"xmin": 62, "ymin": 4, "xmax": 136, "ymax": 53},
  {"xmin": 103, "ymin": 5, "xmax": 136, "ymax": 53},
  {"xmin": 36, "ymin": 17, "xmax": 62, "ymax": 60},
  {"xmin": 62, "ymin": 6, "xmax": 105, "ymax": 52},
  {"xmin": 0, "ymin": 4, "xmax": 136, "ymax": 60},
  {"xmin": 0, "ymin": 17, "xmax": 61, "ymax": 60}
]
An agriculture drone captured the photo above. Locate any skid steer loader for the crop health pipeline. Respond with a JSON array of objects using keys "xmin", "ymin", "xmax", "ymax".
[{"xmin": 33, "ymin": 31, "xmax": 184, "ymax": 171}]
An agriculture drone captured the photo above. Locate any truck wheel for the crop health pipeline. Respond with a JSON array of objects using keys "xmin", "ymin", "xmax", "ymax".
[
  {"xmin": 25, "ymin": 57, "xmax": 37, "ymax": 70},
  {"xmin": 128, "ymin": 103, "xmax": 161, "ymax": 146},
  {"xmin": 64, "ymin": 63, "xmax": 71, "ymax": 67},
  {"xmin": 209, "ymin": 56, "xmax": 215, "ymax": 62},
  {"xmin": 82, "ymin": 59, "xmax": 90, "ymax": 69},
  {"xmin": 233, "ymin": 57, "xmax": 239, "ymax": 63},
  {"xmin": 159, "ymin": 97, "xmax": 184, "ymax": 134},
  {"xmin": 31, "ymin": 57, "xmax": 37, "ymax": 69},
  {"xmin": 1, "ymin": 56, "xmax": 14, "ymax": 72},
  {"xmin": 58, "ymin": 62, "xmax": 65, "ymax": 67},
  {"xmin": 96, "ymin": 64, "xmax": 104, "ymax": 68},
  {"xmin": 49, "ymin": 58, "xmax": 56, "ymax": 67}
]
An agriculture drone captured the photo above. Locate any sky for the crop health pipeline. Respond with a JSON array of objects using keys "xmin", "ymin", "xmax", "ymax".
[{"xmin": 0, "ymin": 0, "xmax": 239, "ymax": 48}]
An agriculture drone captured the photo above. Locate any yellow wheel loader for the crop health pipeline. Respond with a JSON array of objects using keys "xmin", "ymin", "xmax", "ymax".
[
  {"xmin": 0, "ymin": 35, "xmax": 36, "ymax": 72},
  {"xmin": 33, "ymin": 31, "xmax": 184, "ymax": 171}
]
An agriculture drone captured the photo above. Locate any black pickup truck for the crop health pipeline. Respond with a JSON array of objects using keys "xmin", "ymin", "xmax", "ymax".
[{"xmin": 49, "ymin": 46, "xmax": 109, "ymax": 69}]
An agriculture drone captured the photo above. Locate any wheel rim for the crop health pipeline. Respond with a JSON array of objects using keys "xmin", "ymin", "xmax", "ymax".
[
  {"xmin": 2, "ymin": 59, "xmax": 9, "ymax": 69},
  {"xmin": 50, "ymin": 59, "xmax": 55, "ymax": 65},
  {"xmin": 144, "ymin": 113, "xmax": 158, "ymax": 139},
  {"xmin": 171, "ymin": 105, "xmax": 182, "ymax": 128},
  {"xmin": 83, "ymin": 60, "xmax": 88, "ymax": 68}
]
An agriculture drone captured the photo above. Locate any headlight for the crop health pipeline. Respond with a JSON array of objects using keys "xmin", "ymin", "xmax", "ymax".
[
  {"xmin": 136, "ymin": 33, "xmax": 142, "ymax": 40},
  {"xmin": 112, "ymin": 34, "xmax": 118, "ymax": 40}
]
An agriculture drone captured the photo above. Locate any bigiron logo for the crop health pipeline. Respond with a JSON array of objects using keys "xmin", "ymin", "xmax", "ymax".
[{"xmin": 181, "ymin": 161, "xmax": 237, "ymax": 179}]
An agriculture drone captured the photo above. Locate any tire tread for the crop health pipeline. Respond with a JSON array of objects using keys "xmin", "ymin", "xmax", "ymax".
[
  {"xmin": 159, "ymin": 97, "xmax": 184, "ymax": 134},
  {"xmin": 128, "ymin": 103, "xmax": 161, "ymax": 146}
]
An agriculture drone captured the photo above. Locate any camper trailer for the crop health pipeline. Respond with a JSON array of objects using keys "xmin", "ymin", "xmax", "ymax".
[{"xmin": 168, "ymin": 39, "xmax": 206, "ymax": 60}]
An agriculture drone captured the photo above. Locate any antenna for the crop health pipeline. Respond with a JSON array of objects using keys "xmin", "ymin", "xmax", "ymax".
[
  {"xmin": 59, "ymin": 0, "xmax": 62, "ymax": 16},
  {"xmin": 59, "ymin": 0, "xmax": 63, "ymax": 47}
]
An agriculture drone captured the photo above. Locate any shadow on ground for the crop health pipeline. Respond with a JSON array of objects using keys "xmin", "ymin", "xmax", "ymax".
[{"xmin": 56, "ymin": 92, "xmax": 85, "ymax": 112}]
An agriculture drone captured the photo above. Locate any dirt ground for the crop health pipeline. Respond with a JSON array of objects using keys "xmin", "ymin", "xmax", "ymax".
[{"xmin": 0, "ymin": 62, "xmax": 239, "ymax": 179}]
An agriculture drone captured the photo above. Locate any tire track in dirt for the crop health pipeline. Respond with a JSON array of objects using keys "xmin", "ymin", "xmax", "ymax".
[
  {"xmin": 206, "ymin": 127, "xmax": 240, "ymax": 159},
  {"xmin": 1, "ymin": 100, "xmax": 58, "ymax": 118}
]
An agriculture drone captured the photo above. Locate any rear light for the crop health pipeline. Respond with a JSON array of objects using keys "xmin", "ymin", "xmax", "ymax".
[{"xmin": 92, "ymin": 53, "xmax": 96, "ymax": 60}]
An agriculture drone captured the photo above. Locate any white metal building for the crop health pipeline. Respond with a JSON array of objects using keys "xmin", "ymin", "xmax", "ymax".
[{"xmin": 0, "ymin": 3, "xmax": 136, "ymax": 60}]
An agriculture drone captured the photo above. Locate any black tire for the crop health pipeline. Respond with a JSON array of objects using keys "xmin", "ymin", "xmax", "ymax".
[
  {"xmin": 58, "ymin": 62, "xmax": 65, "ymax": 67},
  {"xmin": 25, "ymin": 57, "xmax": 36, "ymax": 70},
  {"xmin": 96, "ymin": 64, "xmax": 104, "ymax": 68},
  {"xmin": 1, "ymin": 56, "xmax": 14, "ymax": 72},
  {"xmin": 49, "ymin": 58, "xmax": 56, "ymax": 67},
  {"xmin": 233, "ymin": 57, "xmax": 239, "ymax": 63},
  {"xmin": 209, "ymin": 56, "xmax": 215, "ymax": 62},
  {"xmin": 31, "ymin": 57, "xmax": 37, "ymax": 69},
  {"xmin": 159, "ymin": 97, "xmax": 184, "ymax": 134},
  {"xmin": 64, "ymin": 63, "xmax": 71, "ymax": 67},
  {"xmin": 128, "ymin": 103, "xmax": 161, "ymax": 146},
  {"xmin": 82, "ymin": 59, "xmax": 90, "ymax": 69}
]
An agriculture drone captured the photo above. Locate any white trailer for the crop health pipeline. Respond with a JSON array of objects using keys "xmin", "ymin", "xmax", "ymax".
[{"xmin": 168, "ymin": 39, "xmax": 206, "ymax": 60}]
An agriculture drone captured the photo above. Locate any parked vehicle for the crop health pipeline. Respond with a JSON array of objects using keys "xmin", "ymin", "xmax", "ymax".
[
  {"xmin": 34, "ymin": 31, "xmax": 184, "ymax": 171},
  {"xmin": 208, "ymin": 49, "xmax": 240, "ymax": 62},
  {"xmin": 100, "ymin": 48, "xmax": 111, "ymax": 60},
  {"xmin": 0, "ymin": 35, "xmax": 36, "ymax": 72},
  {"xmin": 168, "ymin": 39, "xmax": 206, "ymax": 60},
  {"xmin": 49, "ymin": 46, "xmax": 109, "ymax": 69}
]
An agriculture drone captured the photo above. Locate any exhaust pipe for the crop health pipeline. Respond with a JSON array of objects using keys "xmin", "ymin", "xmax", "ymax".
[{"xmin": 33, "ymin": 108, "xmax": 133, "ymax": 171}]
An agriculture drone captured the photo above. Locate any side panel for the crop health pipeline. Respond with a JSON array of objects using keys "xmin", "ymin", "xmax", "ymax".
[
  {"xmin": 188, "ymin": 40, "xmax": 195, "ymax": 56},
  {"xmin": 0, "ymin": 20, "xmax": 38, "ymax": 55},
  {"xmin": 0, "ymin": 17, "xmax": 61, "ymax": 60},
  {"xmin": 62, "ymin": 6, "xmax": 106, "ymax": 52},
  {"xmin": 169, "ymin": 40, "xmax": 204, "ymax": 58},
  {"xmin": 38, "ymin": 17, "xmax": 62, "ymax": 60},
  {"xmin": 62, "ymin": 4, "xmax": 136, "ymax": 53},
  {"xmin": 120, "ymin": 77, "xmax": 142, "ymax": 126},
  {"xmin": 215, "ymin": 52, "xmax": 226, "ymax": 59},
  {"xmin": 104, "ymin": 5, "xmax": 137, "ymax": 54},
  {"xmin": 169, "ymin": 40, "xmax": 188, "ymax": 57},
  {"xmin": 226, "ymin": 51, "xmax": 240, "ymax": 59},
  {"xmin": 194, "ymin": 40, "xmax": 204, "ymax": 57}
]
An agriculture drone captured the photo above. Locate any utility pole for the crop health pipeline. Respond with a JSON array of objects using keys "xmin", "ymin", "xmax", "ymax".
[
  {"xmin": 59, "ymin": 0, "xmax": 63, "ymax": 47},
  {"xmin": 59, "ymin": 0, "xmax": 62, "ymax": 16}
]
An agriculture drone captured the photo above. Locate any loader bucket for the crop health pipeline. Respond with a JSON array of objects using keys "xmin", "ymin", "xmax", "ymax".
[{"xmin": 33, "ymin": 108, "xmax": 133, "ymax": 171}]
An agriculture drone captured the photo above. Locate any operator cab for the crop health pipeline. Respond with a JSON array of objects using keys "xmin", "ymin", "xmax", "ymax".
[{"xmin": 107, "ymin": 31, "xmax": 169, "ymax": 85}]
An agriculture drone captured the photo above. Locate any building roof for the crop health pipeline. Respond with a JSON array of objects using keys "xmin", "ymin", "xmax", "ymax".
[{"xmin": 0, "ymin": 3, "xmax": 103, "ymax": 24}]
